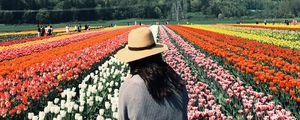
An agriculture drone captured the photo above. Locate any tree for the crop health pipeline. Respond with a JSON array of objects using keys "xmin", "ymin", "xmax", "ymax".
[
  {"xmin": 36, "ymin": 8, "xmax": 51, "ymax": 23},
  {"xmin": 22, "ymin": 11, "xmax": 36, "ymax": 23},
  {"xmin": 1, "ymin": 12, "xmax": 14, "ymax": 24},
  {"xmin": 154, "ymin": 6, "xmax": 163, "ymax": 18}
]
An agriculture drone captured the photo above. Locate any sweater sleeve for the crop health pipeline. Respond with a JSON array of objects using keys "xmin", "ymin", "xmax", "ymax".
[
  {"xmin": 118, "ymin": 79, "xmax": 146, "ymax": 120},
  {"xmin": 118, "ymin": 83, "xmax": 129, "ymax": 120}
]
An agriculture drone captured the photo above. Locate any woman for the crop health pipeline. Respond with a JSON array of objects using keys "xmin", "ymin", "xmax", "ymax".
[{"xmin": 116, "ymin": 27, "xmax": 188, "ymax": 120}]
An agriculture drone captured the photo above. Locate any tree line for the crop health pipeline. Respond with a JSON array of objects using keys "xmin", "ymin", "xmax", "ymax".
[{"xmin": 0, "ymin": 0, "xmax": 299, "ymax": 24}]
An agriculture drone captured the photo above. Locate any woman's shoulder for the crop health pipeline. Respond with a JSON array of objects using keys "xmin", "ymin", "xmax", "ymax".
[
  {"xmin": 120, "ymin": 75, "xmax": 146, "ymax": 92},
  {"xmin": 123, "ymin": 75, "xmax": 144, "ymax": 85}
]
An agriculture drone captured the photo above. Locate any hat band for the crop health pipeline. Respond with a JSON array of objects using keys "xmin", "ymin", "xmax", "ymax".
[{"xmin": 128, "ymin": 43, "xmax": 156, "ymax": 51}]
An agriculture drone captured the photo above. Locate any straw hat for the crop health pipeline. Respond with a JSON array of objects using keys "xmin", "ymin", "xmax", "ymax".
[{"xmin": 116, "ymin": 27, "xmax": 168, "ymax": 63}]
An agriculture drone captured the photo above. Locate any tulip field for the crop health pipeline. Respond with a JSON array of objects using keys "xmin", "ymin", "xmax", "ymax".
[{"xmin": 0, "ymin": 23, "xmax": 299, "ymax": 120}]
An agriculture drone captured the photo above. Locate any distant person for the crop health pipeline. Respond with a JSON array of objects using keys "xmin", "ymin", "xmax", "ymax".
[
  {"xmin": 127, "ymin": 22, "xmax": 130, "ymax": 26},
  {"xmin": 264, "ymin": 19, "xmax": 267, "ymax": 25},
  {"xmin": 41, "ymin": 26, "xmax": 46, "ymax": 36},
  {"xmin": 47, "ymin": 25, "xmax": 53, "ymax": 36},
  {"xmin": 256, "ymin": 21, "xmax": 259, "ymax": 24},
  {"xmin": 37, "ymin": 25, "xmax": 41, "ymax": 37},
  {"xmin": 285, "ymin": 20, "xmax": 290, "ymax": 25},
  {"xmin": 65, "ymin": 25, "xmax": 70, "ymax": 33},
  {"xmin": 84, "ymin": 24, "xmax": 88, "ymax": 30},
  {"xmin": 272, "ymin": 19, "xmax": 275, "ymax": 25},
  {"xmin": 78, "ymin": 24, "xmax": 82, "ymax": 32},
  {"xmin": 292, "ymin": 19, "xmax": 297, "ymax": 25},
  {"xmin": 45, "ymin": 25, "xmax": 51, "ymax": 36},
  {"xmin": 139, "ymin": 22, "xmax": 142, "ymax": 26},
  {"xmin": 45, "ymin": 26, "xmax": 49, "ymax": 36},
  {"xmin": 74, "ymin": 25, "xmax": 78, "ymax": 32},
  {"xmin": 87, "ymin": 25, "xmax": 91, "ymax": 30}
]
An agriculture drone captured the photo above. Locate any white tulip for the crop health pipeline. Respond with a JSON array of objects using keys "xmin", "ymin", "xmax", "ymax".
[
  {"xmin": 108, "ymin": 94, "xmax": 112, "ymax": 100},
  {"xmin": 110, "ymin": 81, "xmax": 114, "ymax": 87},
  {"xmin": 79, "ymin": 106, "xmax": 84, "ymax": 112},
  {"xmin": 99, "ymin": 109, "xmax": 105, "ymax": 115},
  {"xmin": 95, "ymin": 96, "xmax": 100, "ymax": 102},
  {"xmin": 48, "ymin": 101, "xmax": 53, "ymax": 106},
  {"xmin": 28, "ymin": 112, "xmax": 34, "ymax": 119},
  {"xmin": 87, "ymin": 91, "xmax": 91, "ymax": 97},
  {"xmin": 99, "ymin": 97, "xmax": 103, "ymax": 102},
  {"xmin": 67, "ymin": 106, "xmax": 72, "ymax": 113},
  {"xmin": 32, "ymin": 116, "xmax": 38, "ymax": 120},
  {"xmin": 61, "ymin": 92, "xmax": 66, "ymax": 98},
  {"xmin": 75, "ymin": 113, "xmax": 79, "ymax": 119},
  {"xmin": 90, "ymin": 72, "xmax": 95, "ymax": 77},
  {"xmin": 56, "ymin": 115, "xmax": 62, "ymax": 120},
  {"xmin": 108, "ymin": 88, "xmax": 112, "ymax": 93},
  {"xmin": 54, "ymin": 98, "xmax": 59, "ymax": 104},
  {"xmin": 78, "ymin": 115, "xmax": 83, "ymax": 120},
  {"xmin": 72, "ymin": 87, "xmax": 76, "ymax": 91},
  {"xmin": 50, "ymin": 106, "xmax": 55, "ymax": 113},
  {"xmin": 112, "ymin": 105, "xmax": 117, "ymax": 112},
  {"xmin": 54, "ymin": 106, "xmax": 60, "ymax": 114},
  {"xmin": 73, "ymin": 104, "xmax": 79, "ymax": 111},
  {"xmin": 105, "ymin": 102, "xmax": 111, "ymax": 109},
  {"xmin": 81, "ymin": 83, "xmax": 87, "ymax": 89},
  {"xmin": 115, "ymin": 82, "xmax": 119, "ymax": 87},
  {"xmin": 88, "ymin": 101, "xmax": 94, "ymax": 106},
  {"xmin": 71, "ymin": 91, "xmax": 76, "ymax": 97},
  {"xmin": 80, "ymin": 100, "xmax": 85, "ymax": 106},
  {"xmin": 43, "ymin": 107, "xmax": 50, "ymax": 114},
  {"xmin": 60, "ymin": 110, "xmax": 66, "ymax": 117},
  {"xmin": 60, "ymin": 100, "xmax": 66, "ymax": 109},
  {"xmin": 38, "ymin": 112, "xmax": 45, "ymax": 119},
  {"xmin": 113, "ymin": 112, "xmax": 119, "ymax": 119},
  {"xmin": 97, "ymin": 115, "xmax": 104, "ymax": 120},
  {"xmin": 98, "ymin": 83, "xmax": 103, "ymax": 91}
]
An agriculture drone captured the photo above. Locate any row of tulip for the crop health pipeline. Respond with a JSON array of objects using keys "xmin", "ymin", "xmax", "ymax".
[
  {"xmin": 0, "ymin": 26, "xmax": 119, "ymax": 47},
  {"xmin": 163, "ymin": 25, "xmax": 296, "ymax": 119},
  {"xmin": 0, "ymin": 30, "xmax": 104, "ymax": 51},
  {"xmin": 0, "ymin": 30, "xmax": 112, "ymax": 62},
  {"xmin": 27, "ymin": 56, "xmax": 129, "ymax": 120},
  {"xmin": 185, "ymin": 25, "xmax": 300, "ymax": 49},
  {"xmin": 0, "ymin": 27, "xmax": 134, "ymax": 118},
  {"xmin": 224, "ymin": 24, "xmax": 300, "ymax": 31},
  {"xmin": 159, "ymin": 26, "xmax": 231, "ymax": 119},
  {"xmin": 0, "ymin": 34, "xmax": 37, "ymax": 43},
  {"xmin": 0, "ymin": 27, "xmax": 135, "ymax": 77},
  {"xmin": 168, "ymin": 25, "xmax": 300, "ymax": 103},
  {"xmin": 176, "ymin": 26, "xmax": 300, "ymax": 66},
  {"xmin": 214, "ymin": 25, "xmax": 300, "ymax": 41},
  {"xmin": 0, "ymin": 33, "xmax": 75, "ymax": 47},
  {"xmin": 173, "ymin": 25, "xmax": 300, "ymax": 76}
]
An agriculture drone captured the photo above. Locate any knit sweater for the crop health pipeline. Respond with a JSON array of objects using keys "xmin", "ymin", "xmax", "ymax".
[{"xmin": 118, "ymin": 75, "xmax": 188, "ymax": 120}]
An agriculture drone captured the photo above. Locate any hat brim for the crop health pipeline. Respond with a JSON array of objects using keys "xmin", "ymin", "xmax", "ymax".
[{"xmin": 116, "ymin": 43, "xmax": 168, "ymax": 63}]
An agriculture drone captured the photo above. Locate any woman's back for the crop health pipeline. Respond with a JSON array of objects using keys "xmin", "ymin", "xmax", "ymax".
[
  {"xmin": 118, "ymin": 75, "xmax": 188, "ymax": 120},
  {"xmin": 116, "ymin": 27, "xmax": 188, "ymax": 120}
]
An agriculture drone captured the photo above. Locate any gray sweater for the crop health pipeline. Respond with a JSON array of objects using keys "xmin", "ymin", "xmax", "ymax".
[{"xmin": 118, "ymin": 75, "xmax": 188, "ymax": 120}]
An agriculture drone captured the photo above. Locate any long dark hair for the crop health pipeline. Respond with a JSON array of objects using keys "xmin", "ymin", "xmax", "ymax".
[{"xmin": 128, "ymin": 54, "xmax": 186, "ymax": 100}]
